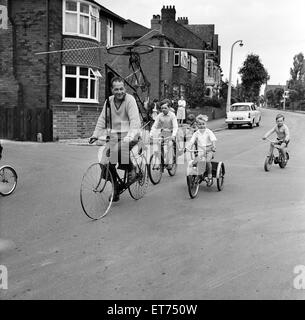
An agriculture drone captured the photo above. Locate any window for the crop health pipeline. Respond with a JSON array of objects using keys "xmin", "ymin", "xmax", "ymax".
[
  {"xmin": 107, "ymin": 19, "xmax": 113, "ymax": 46},
  {"xmin": 63, "ymin": 65, "xmax": 102, "ymax": 102},
  {"xmin": 174, "ymin": 51, "xmax": 180, "ymax": 66},
  {"xmin": 63, "ymin": 0, "xmax": 100, "ymax": 40},
  {"xmin": 164, "ymin": 50, "xmax": 169, "ymax": 63},
  {"xmin": 191, "ymin": 56, "xmax": 197, "ymax": 74},
  {"xmin": 0, "ymin": 5, "xmax": 8, "ymax": 30},
  {"xmin": 180, "ymin": 51, "xmax": 188, "ymax": 69},
  {"xmin": 207, "ymin": 60, "xmax": 213, "ymax": 77}
]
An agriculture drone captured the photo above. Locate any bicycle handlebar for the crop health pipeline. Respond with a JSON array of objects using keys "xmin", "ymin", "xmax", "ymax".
[
  {"xmin": 184, "ymin": 147, "xmax": 215, "ymax": 153},
  {"xmin": 150, "ymin": 136, "xmax": 173, "ymax": 141}
]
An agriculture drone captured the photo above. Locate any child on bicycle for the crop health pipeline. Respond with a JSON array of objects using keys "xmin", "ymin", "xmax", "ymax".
[
  {"xmin": 262, "ymin": 113, "xmax": 290, "ymax": 159},
  {"xmin": 149, "ymin": 99, "xmax": 178, "ymax": 169},
  {"xmin": 186, "ymin": 114, "xmax": 217, "ymax": 185}
]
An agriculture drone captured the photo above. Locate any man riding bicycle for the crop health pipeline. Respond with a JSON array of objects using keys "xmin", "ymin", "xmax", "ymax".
[
  {"xmin": 262, "ymin": 113, "xmax": 290, "ymax": 160},
  {"xmin": 149, "ymin": 99, "xmax": 178, "ymax": 169},
  {"xmin": 89, "ymin": 77, "xmax": 141, "ymax": 202}
]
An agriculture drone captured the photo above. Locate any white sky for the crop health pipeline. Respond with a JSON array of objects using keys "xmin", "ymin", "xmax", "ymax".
[{"xmin": 97, "ymin": 0, "xmax": 305, "ymax": 88}]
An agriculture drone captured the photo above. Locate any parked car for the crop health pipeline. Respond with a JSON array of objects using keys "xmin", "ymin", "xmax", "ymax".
[{"xmin": 225, "ymin": 102, "xmax": 261, "ymax": 129}]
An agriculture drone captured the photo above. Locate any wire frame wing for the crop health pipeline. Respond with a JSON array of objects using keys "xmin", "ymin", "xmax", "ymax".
[
  {"xmin": 152, "ymin": 45, "xmax": 216, "ymax": 54},
  {"xmin": 131, "ymin": 29, "xmax": 162, "ymax": 46}
]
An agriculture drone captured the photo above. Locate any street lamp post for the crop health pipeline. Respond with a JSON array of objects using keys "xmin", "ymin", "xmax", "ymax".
[{"xmin": 226, "ymin": 40, "xmax": 244, "ymax": 113}]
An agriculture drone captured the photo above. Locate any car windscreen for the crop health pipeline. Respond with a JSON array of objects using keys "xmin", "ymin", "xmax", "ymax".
[{"xmin": 230, "ymin": 105, "xmax": 250, "ymax": 111}]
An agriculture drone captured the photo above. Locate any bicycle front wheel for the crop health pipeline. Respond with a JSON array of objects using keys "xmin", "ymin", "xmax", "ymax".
[
  {"xmin": 264, "ymin": 156, "xmax": 272, "ymax": 172},
  {"xmin": 80, "ymin": 163, "xmax": 114, "ymax": 220},
  {"xmin": 187, "ymin": 175, "xmax": 199, "ymax": 199},
  {"xmin": 148, "ymin": 153, "xmax": 162, "ymax": 185},
  {"xmin": 129, "ymin": 155, "xmax": 149, "ymax": 200},
  {"xmin": 0, "ymin": 166, "xmax": 17, "ymax": 196}
]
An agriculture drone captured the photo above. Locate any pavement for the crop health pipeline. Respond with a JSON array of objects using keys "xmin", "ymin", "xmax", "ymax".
[{"xmin": 56, "ymin": 116, "xmax": 227, "ymax": 146}]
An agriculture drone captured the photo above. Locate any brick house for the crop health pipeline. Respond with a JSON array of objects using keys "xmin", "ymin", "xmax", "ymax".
[
  {"xmin": 121, "ymin": 6, "xmax": 222, "ymax": 104},
  {"xmin": 0, "ymin": 0, "xmax": 127, "ymax": 141},
  {"xmin": 151, "ymin": 6, "xmax": 221, "ymax": 100}
]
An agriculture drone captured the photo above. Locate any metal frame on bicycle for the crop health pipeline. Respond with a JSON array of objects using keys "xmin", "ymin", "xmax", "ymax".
[
  {"xmin": 264, "ymin": 137, "xmax": 289, "ymax": 171},
  {"xmin": 80, "ymin": 136, "xmax": 149, "ymax": 220},
  {"xmin": 184, "ymin": 146, "xmax": 225, "ymax": 198},
  {"xmin": 148, "ymin": 133, "xmax": 177, "ymax": 184}
]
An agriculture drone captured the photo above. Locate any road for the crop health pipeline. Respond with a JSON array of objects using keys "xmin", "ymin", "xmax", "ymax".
[{"xmin": 1, "ymin": 108, "xmax": 305, "ymax": 299}]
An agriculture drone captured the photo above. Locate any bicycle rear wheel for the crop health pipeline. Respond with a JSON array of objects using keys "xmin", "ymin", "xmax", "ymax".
[
  {"xmin": 128, "ymin": 155, "xmax": 149, "ymax": 200},
  {"xmin": 148, "ymin": 153, "xmax": 162, "ymax": 185},
  {"xmin": 0, "ymin": 166, "xmax": 17, "ymax": 196},
  {"xmin": 278, "ymin": 152, "xmax": 288, "ymax": 168},
  {"xmin": 187, "ymin": 175, "xmax": 200, "ymax": 199},
  {"xmin": 167, "ymin": 153, "xmax": 177, "ymax": 176},
  {"xmin": 80, "ymin": 163, "xmax": 114, "ymax": 220}
]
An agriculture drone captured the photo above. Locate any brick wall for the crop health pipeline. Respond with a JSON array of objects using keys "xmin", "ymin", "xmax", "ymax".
[
  {"xmin": 0, "ymin": 0, "xmax": 20, "ymax": 109},
  {"xmin": 10, "ymin": 0, "xmax": 49, "ymax": 110},
  {"xmin": 52, "ymin": 105, "xmax": 103, "ymax": 140}
]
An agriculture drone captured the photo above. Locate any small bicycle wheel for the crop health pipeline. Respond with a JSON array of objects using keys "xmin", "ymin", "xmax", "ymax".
[
  {"xmin": 148, "ymin": 153, "xmax": 162, "ymax": 185},
  {"xmin": 278, "ymin": 153, "xmax": 288, "ymax": 169},
  {"xmin": 264, "ymin": 156, "xmax": 272, "ymax": 172},
  {"xmin": 187, "ymin": 175, "xmax": 200, "ymax": 199},
  {"xmin": 129, "ymin": 155, "xmax": 149, "ymax": 200},
  {"xmin": 0, "ymin": 166, "xmax": 17, "ymax": 196},
  {"xmin": 216, "ymin": 162, "xmax": 225, "ymax": 191},
  {"xmin": 80, "ymin": 163, "xmax": 114, "ymax": 220}
]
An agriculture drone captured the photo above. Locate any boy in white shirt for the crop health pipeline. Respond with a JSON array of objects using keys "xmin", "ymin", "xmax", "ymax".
[{"xmin": 187, "ymin": 114, "xmax": 217, "ymax": 184}]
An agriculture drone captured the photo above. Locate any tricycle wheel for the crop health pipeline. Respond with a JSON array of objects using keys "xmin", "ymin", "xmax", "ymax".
[
  {"xmin": 187, "ymin": 175, "xmax": 200, "ymax": 199},
  {"xmin": 216, "ymin": 162, "xmax": 225, "ymax": 191}
]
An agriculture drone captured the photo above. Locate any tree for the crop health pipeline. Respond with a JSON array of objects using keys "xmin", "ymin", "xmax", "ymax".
[
  {"xmin": 238, "ymin": 54, "xmax": 269, "ymax": 103},
  {"xmin": 288, "ymin": 52, "xmax": 305, "ymax": 102}
]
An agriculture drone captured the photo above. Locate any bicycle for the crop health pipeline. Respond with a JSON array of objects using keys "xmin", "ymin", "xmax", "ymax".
[
  {"xmin": 0, "ymin": 142, "xmax": 18, "ymax": 196},
  {"xmin": 80, "ymin": 137, "xmax": 149, "ymax": 220},
  {"xmin": 148, "ymin": 135, "xmax": 177, "ymax": 185},
  {"xmin": 263, "ymin": 137, "xmax": 289, "ymax": 172},
  {"xmin": 184, "ymin": 147, "xmax": 225, "ymax": 199}
]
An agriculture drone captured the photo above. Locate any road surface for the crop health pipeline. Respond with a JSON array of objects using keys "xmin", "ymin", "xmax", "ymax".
[{"xmin": 1, "ymin": 108, "xmax": 305, "ymax": 299}]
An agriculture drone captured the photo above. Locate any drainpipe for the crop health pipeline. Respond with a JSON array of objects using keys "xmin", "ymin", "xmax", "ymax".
[
  {"xmin": 45, "ymin": 0, "xmax": 50, "ymax": 110},
  {"xmin": 158, "ymin": 38, "xmax": 163, "ymax": 99}
]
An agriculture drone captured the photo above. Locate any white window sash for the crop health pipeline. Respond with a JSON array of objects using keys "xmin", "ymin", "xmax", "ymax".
[
  {"xmin": 63, "ymin": 0, "xmax": 100, "ymax": 41},
  {"xmin": 62, "ymin": 65, "xmax": 99, "ymax": 102}
]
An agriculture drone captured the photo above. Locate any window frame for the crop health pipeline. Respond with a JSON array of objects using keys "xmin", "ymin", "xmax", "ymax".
[
  {"xmin": 106, "ymin": 18, "xmax": 114, "ymax": 47},
  {"xmin": 174, "ymin": 51, "xmax": 180, "ymax": 66},
  {"xmin": 190, "ymin": 55, "xmax": 198, "ymax": 74},
  {"xmin": 62, "ymin": 65, "xmax": 101, "ymax": 103},
  {"xmin": 63, "ymin": 0, "xmax": 100, "ymax": 41}
]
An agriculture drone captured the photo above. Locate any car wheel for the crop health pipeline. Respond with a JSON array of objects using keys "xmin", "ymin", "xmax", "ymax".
[
  {"xmin": 256, "ymin": 117, "xmax": 261, "ymax": 127},
  {"xmin": 249, "ymin": 121, "xmax": 253, "ymax": 129},
  {"xmin": 228, "ymin": 124, "xmax": 233, "ymax": 129}
]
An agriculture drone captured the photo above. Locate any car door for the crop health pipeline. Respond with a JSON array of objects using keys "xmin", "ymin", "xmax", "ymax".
[{"xmin": 251, "ymin": 104, "xmax": 257, "ymax": 123}]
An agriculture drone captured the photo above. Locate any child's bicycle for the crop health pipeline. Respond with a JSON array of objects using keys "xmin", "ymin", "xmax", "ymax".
[
  {"xmin": 80, "ymin": 137, "xmax": 149, "ymax": 220},
  {"xmin": 148, "ymin": 135, "xmax": 177, "ymax": 185},
  {"xmin": 263, "ymin": 137, "xmax": 289, "ymax": 172},
  {"xmin": 184, "ymin": 147, "xmax": 225, "ymax": 199},
  {"xmin": 0, "ymin": 142, "xmax": 18, "ymax": 196}
]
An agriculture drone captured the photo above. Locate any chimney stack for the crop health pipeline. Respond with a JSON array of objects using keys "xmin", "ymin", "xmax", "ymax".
[
  {"xmin": 177, "ymin": 17, "xmax": 189, "ymax": 25},
  {"xmin": 161, "ymin": 5, "xmax": 176, "ymax": 21},
  {"xmin": 151, "ymin": 14, "xmax": 161, "ymax": 32}
]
